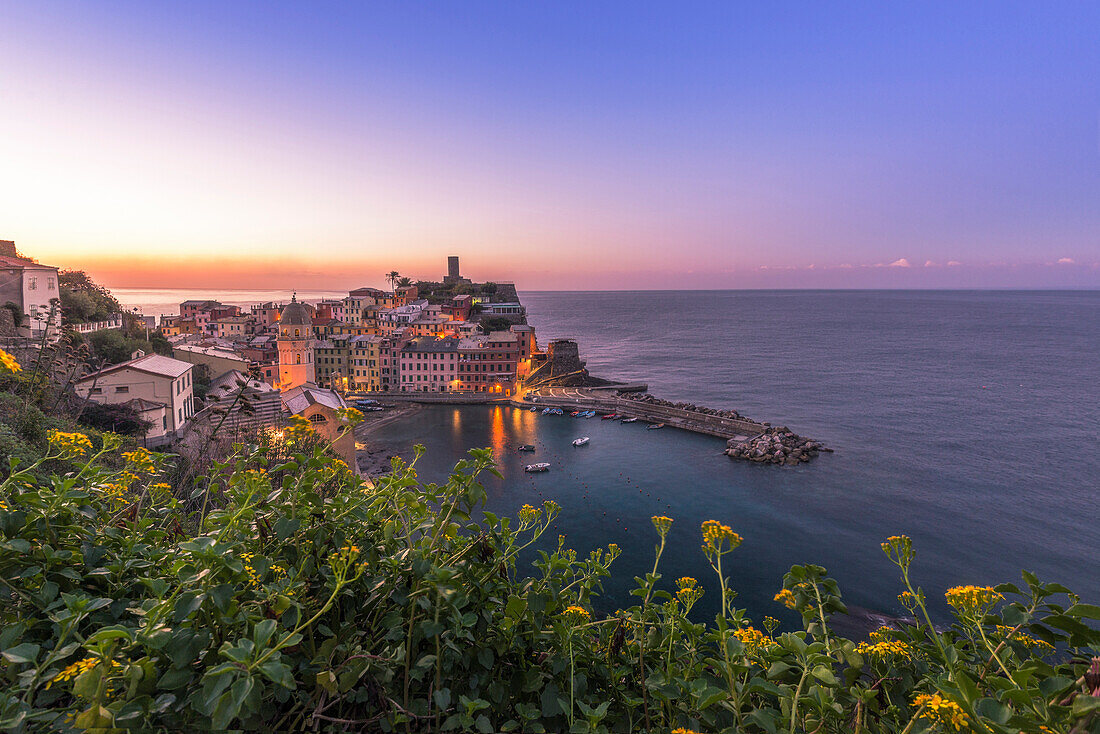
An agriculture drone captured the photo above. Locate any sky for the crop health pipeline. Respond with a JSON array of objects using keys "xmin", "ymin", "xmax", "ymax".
[{"xmin": 1, "ymin": 1, "xmax": 1098, "ymax": 290}]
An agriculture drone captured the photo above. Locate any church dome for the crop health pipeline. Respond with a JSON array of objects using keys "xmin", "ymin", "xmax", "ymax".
[{"xmin": 280, "ymin": 295, "xmax": 311, "ymax": 327}]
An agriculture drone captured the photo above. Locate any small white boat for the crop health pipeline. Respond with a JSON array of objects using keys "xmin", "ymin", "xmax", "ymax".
[
  {"xmin": 647, "ymin": 423, "xmax": 665, "ymax": 430},
  {"xmin": 524, "ymin": 462, "xmax": 551, "ymax": 472},
  {"xmin": 621, "ymin": 417, "xmax": 638, "ymax": 423},
  {"xmin": 572, "ymin": 436, "xmax": 590, "ymax": 446}
]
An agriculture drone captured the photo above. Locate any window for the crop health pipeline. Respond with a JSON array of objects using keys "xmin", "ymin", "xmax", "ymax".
[
  {"xmin": 28, "ymin": 277, "xmax": 37, "ymax": 290},
  {"xmin": 90, "ymin": 387, "xmax": 102, "ymax": 395},
  {"xmin": 309, "ymin": 413, "xmax": 327, "ymax": 423},
  {"xmin": 47, "ymin": 277, "xmax": 56, "ymax": 290},
  {"xmin": 116, "ymin": 386, "xmax": 129, "ymax": 394}
]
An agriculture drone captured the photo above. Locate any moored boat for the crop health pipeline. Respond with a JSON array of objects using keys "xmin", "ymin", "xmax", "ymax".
[
  {"xmin": 621, "ymin": 417, "xmax": 638, "ymax": 423},
  {"xmin": 647, "ymin": 423, "xmax": 665, "ymax": 430},
  {"xmin": 524, "ymin": 462, "xmax": 551, "ymax": 472},
  {"xmin": 518, "ymin": 445, "xmax": 535, "ymax": 452},
  {"xmin": 572, "ymin": 436, "xmax": 590, "ymax": 446},
  {"xmin": 601, "ymin": 413, "xmax": 618, "ymax": 420}
]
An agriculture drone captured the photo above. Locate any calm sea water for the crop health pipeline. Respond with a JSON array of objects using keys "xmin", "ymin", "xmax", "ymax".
[
  {"xmin": 117, "ymin": 288, "xmax": 1100, "ymax": 625},
  {"xmin": 375, "ymin": 291, "xmax": 1100, "ymax": 625}
]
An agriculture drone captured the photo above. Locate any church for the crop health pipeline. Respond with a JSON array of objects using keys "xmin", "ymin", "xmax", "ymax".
[{"xmin": 276, "ymin": 294, "xmax": 315, "ymax": 390}]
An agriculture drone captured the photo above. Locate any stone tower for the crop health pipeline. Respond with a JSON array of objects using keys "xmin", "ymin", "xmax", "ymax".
[{"xmin": 277, "ymin": 294, "xmax": 315, "ymax": 391}]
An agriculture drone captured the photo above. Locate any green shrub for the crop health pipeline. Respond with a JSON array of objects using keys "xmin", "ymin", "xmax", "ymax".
[{"xmin": 0, "ymin": 434, "xmax": 1098, "ymax": 732}]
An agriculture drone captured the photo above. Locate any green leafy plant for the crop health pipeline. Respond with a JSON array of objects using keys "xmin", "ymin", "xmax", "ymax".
[{"xmin": 0, "ymin": 423, "xmax": 1098, "ymax": 732}]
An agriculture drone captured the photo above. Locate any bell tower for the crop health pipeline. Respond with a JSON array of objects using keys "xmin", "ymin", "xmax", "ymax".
[{"xmin": 277, "ymin": 293, "xmax": 315, "ymax": 390}]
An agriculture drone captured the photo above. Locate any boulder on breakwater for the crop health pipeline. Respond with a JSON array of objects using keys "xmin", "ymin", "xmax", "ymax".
[
  {"xmin": 619, "ymin": 392, "xmax": 746, "ymax": 420},
  {"xmin": 725, "ymin": 427, "xmax": 831, "ymax": 466}
]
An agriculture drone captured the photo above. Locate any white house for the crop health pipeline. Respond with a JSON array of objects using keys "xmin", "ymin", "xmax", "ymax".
[
  {"xmin": 75, "ymin": 353, "xmax": 195, "ymax": 443},
  {"xmin": 0, "ymin": 241, "xmax": 61, "ymax": 338}
]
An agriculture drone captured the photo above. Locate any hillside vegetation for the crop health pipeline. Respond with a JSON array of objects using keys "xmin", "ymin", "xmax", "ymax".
[{"xmin": 0, "ymin": 349, "xmax": 1098, "ymax": 733}]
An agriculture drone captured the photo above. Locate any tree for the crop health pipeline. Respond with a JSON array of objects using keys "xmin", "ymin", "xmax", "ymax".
[
  {"xmin": 396, "ymin": 276, "xmax": 412, "ymax": 288},
  {"xmin": 386, "ymin": 271, "xmax": 401, "ymax": 290},
  {"xmin": 85, "ymin": 329, "xmax": 171, "ymax": 365},
  {"xmin": 58, "ymin": 270, "xmax": 122, "ymax": 323}
]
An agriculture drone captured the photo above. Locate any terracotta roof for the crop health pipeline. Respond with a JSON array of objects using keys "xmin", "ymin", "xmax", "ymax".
[{"xmin": 0, "ymin": 254, "xmax": 57, "ymax": 269}]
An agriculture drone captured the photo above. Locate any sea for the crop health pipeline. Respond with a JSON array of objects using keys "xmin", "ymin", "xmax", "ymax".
[{"xmin": 115, "ymin": 288, "xmax": 1100, "ymax": 628}]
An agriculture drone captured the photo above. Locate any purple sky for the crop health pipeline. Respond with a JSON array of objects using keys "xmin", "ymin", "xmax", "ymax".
[{"xmin": 1, "ymin": 2, "xmax": 1098, "ymax": 289}]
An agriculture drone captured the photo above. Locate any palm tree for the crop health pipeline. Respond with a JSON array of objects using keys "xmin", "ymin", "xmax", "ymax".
[
  {"xmin": 386, "ymin": 271, "xmax": 400, "ymax": 291},
  {"xmin": 396, "ymin": 277, "xmax": 412, "ymax": 288}
]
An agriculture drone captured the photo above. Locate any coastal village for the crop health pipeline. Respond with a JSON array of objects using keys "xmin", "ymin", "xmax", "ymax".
[{"xmin": 2, "ymin": 243, "xmax": 825, "ymax": 472}]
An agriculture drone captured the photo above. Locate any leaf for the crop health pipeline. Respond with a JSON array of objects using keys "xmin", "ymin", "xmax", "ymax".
[
  {"xmin": 1066, "ymin": 603, "xmax": 1100, "ymax": 620},
  {"xmin": 975, "ymin": 698, "xmax": 1011, "ymax": 725},
  {"xmin": 1, "ymin": 643, "xmax": 39, "ymax": 664},
  {"xmin": 259, "ymin": 660, "xmax": 295, "ymax": 689},
  {"xmin": 85, "ymin": 626, "xmax": 133, "ymax": 645},
  {"xmin": 811, "ymin": 665, "xmax": 838, "ymax": 686},
  {"xmin": 252, "ymin": 619, "xmax": 277, "ymax": 649},
  {"xmin": 697, "ymin": 686, "xmax": 728, "ymax": 709}
]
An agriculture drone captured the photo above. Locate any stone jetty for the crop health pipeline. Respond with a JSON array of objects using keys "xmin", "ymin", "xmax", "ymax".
[
  {"xmin": 621, "ymin": 393, "xmax": 830, "ymax": 465},
  {"xmin": 724, "ymin": 427, "xmax": 832, "ymax": 466},
  {"xmin": 619, "ymin": 392, "xmax": 748, "ymax": 421}
]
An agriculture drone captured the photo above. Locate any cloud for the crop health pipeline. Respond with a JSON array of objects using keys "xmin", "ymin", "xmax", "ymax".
[
  {"xmin": 1057, "ymin": 257, "xmax": 1075, "ymax": 264},
  {"xmin": 947, "ymin": 260, "xmax": 962, "ymax": 266},
  {"xmin": 888, "ymin": 258, "xmax": 911, "ymax": 268},
  {"xmin": 924, "ymin": 260, "xmax": 937, "ymax": 267}
]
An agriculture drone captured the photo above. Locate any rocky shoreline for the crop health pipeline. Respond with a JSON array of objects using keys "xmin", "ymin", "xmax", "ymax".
[
  {"xmin": 724, "ymin": 427, "xmax": 832, "ymax": 466},
  {"xmin": 353, "ymin": 402, "xmax": 423, "ymax": 478}
]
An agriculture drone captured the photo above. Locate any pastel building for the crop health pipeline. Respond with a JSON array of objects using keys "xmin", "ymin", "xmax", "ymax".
[
  {"xmin": 74, "ymin": 353, "xmax": 195, "ymax": 444},
  {"xmin": 0, "ymin": 240, "xmax": 61, "ymax": 338},
  {"xmin": 399, "ymin": 337, "xmax": 460, "ymax": 392}
]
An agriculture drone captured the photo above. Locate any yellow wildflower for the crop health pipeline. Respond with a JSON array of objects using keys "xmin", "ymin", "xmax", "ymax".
[
  {"xmin": 561, "ymin": 605, "xmax": 590, "ymax": 624},
  {"xmin": 519, "ymin": 503, "xmax": 541, "ymax": 524},
  {"xmin": 912, "ymin": 693, "xmax": 968, "ymax": 732},
  {"xmin": 284, "ymin": 414, "xmax": 315, "ymax": 441},
  {"xmin": 336, "ymin": 406, "xmax": 365, "ymax": 426},
  {"xmin": 995, "ymin": 625, "xmax": 1054, "ymax": 653},
  {"xmin": 0, "ymin": 348, "xmax": 21, "ymax": 373},
  {"xmin": 651, "ymin": 515, "xmax": 673, "ymax": 538},
  {"xmin": 671, "ymin": 729, "xmax": 703, "ymax": 734},
  {"xmin": 868, "ymin": 626, "xmax": 896, "ymax": 643},
  {"xmin": 122, "ymin": 448, "xmax": 156, "ymax": 474},
  {"xmin": 0, "ymin": 499, "xmax": 8, "ymax": 511},
  {"xmin": 676, "ymin": 577, "xmax": 704, "ymax": 608},
  {"xmin": 47, "ymin": 430, "xmax": 93, "ymax": 457},
  {"xmin": 898, "ymin": 591, "xmax": 918, "ymax": 611},
  {"xmin": 733, "ymin": 625, "xmax": 773, "ymax": 653},
  {"xmin": 701, "ymin": 520, "xmax": 742, "ymax": 552},
  {"xmin": 762, "ymin": 616, "xmax": 780, "ymax": 635},
  {"xmin": 774, "ymin": 589, "xmax": 797, "ymax": 609},
  {"xmin": 945, "ymin": 585, "xmax": 1002, "ymax": 616},
  {"xmin": 881, "ymin": 534, "xmax": 914, "ymax": 565},
  {"xmin": 46, "ymin": 656, "xmax": 120, "ymax": 689},
  {"xmin": 856, "ymin": 639, "xmax": 913, "ymax": 659}
]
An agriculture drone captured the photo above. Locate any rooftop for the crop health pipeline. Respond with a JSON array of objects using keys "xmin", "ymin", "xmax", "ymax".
[
  {"xmin": 77, "ymin": 353, "xmax": 193, "ymax": 383},
  {"xmin": 282, "ymin": 384, "xmax": 347, "ymax": 415}
]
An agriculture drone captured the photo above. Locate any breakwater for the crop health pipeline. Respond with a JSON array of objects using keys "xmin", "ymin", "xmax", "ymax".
[
  {"xmin": 516, "ymin": 391, "xmax": 766, "ymax": 440},
  {"xmin": 353, "ymin": 390, "xmax": 829, "ymax": 465}
]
